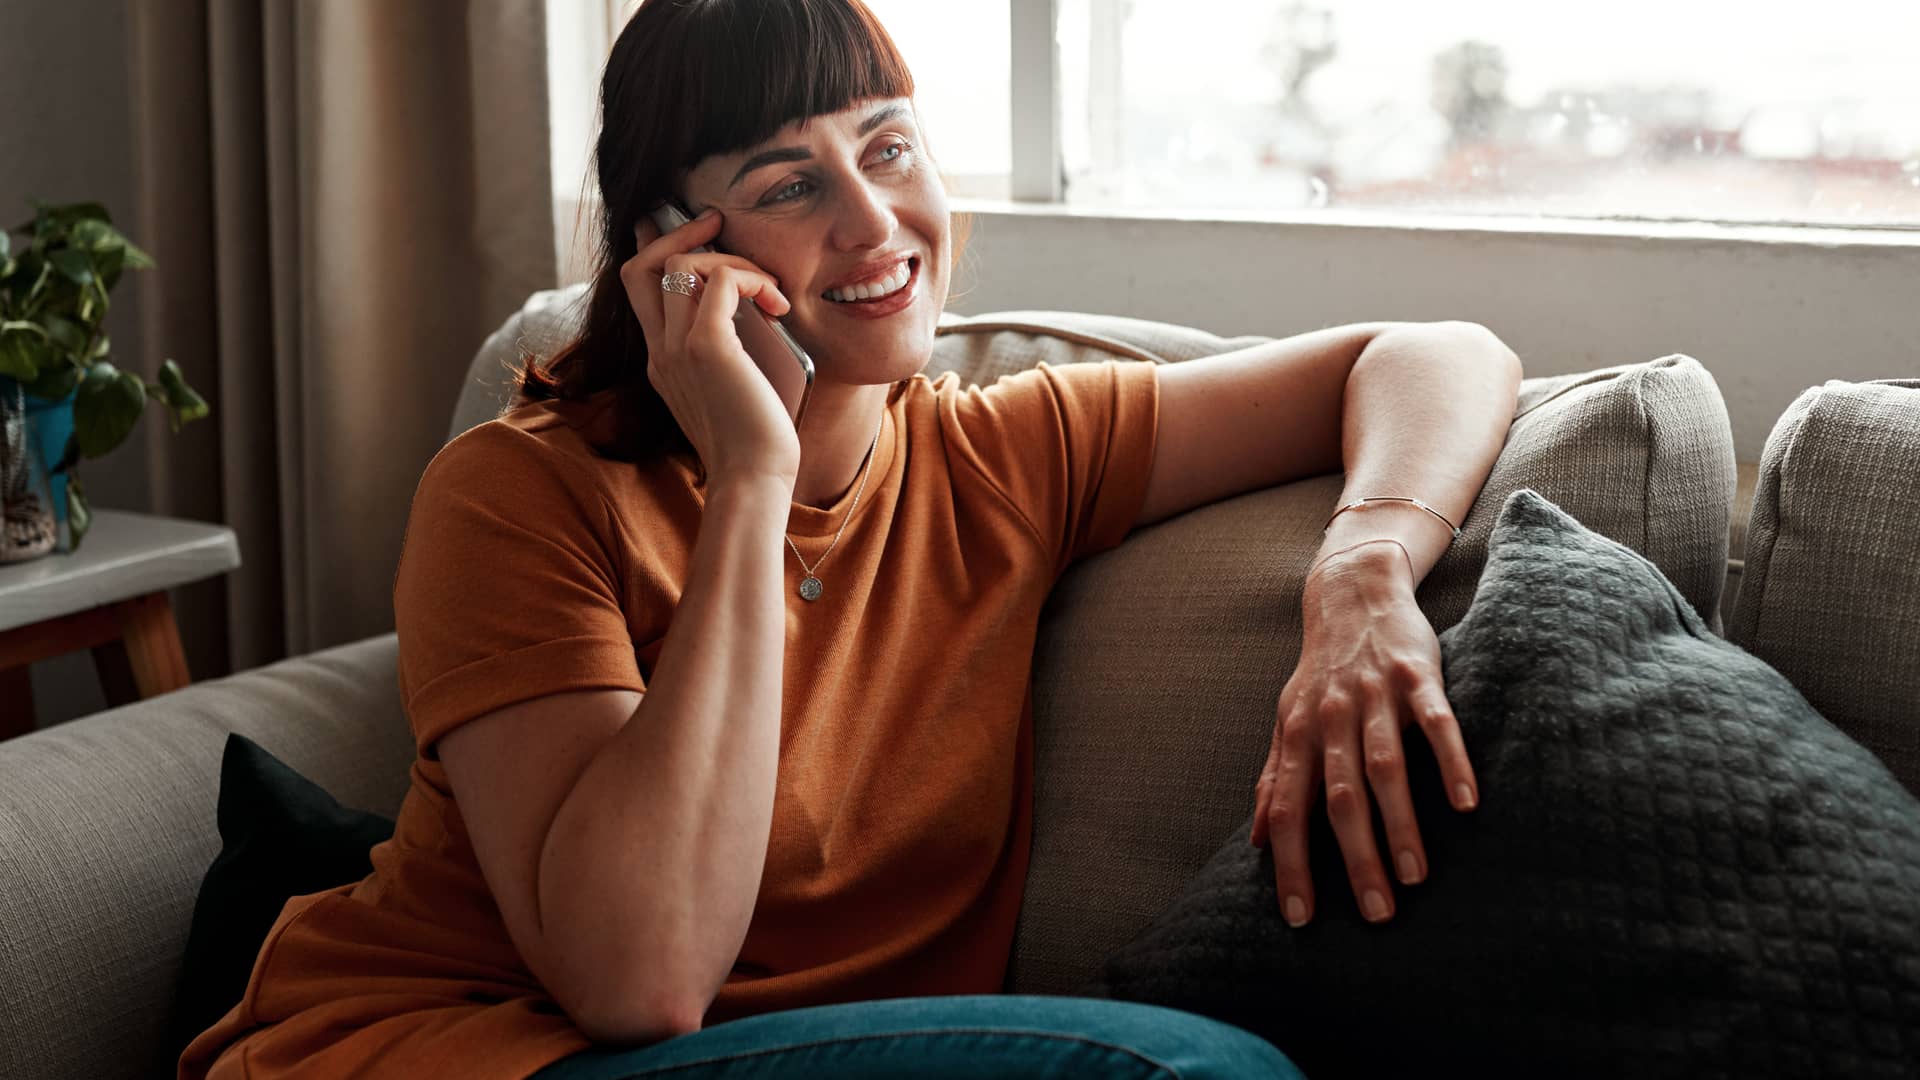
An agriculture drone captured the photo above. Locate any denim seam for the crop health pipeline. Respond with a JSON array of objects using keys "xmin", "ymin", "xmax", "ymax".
[{"xmin": 610, "ymin": 1026, "xmax": 1182, "ymax": 1079}]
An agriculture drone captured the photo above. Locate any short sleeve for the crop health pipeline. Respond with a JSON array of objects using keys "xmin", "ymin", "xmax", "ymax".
[
  {"xmin": 392, "ymin": 422, "xmax": 646, "ymax": 760},
  {"xmin": 945, "ymin": 359, "xmax": 1160, "ymax": 577}
]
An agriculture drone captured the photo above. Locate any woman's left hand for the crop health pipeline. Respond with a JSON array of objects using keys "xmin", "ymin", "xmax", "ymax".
[{"xmin": 1249, "ymin": 540, "xmax": 1479, "ymax": 927}]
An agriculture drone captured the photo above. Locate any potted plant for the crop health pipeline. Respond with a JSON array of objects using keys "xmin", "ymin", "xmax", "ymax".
[{"xmin": 0, "ymin": 199, "xmax": 209, "ymax": 553}]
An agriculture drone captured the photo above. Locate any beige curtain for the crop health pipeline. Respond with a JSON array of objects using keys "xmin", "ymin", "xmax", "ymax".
[{"xmin": 128, "ymin": 0, "xmax": 557, "ymax": 678}]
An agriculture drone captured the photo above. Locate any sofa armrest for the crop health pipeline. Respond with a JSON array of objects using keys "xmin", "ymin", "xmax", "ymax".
[
  {"xmin": 1730, "ymin": 379, "xmax": 1920, "ymax": 794},
  {"xmin": 0, "ymin": 632, "xmax": 413, "ymax": 1080}
]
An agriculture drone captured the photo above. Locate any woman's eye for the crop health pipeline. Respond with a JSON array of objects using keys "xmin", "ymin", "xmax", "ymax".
[
  {"xmin": 761, "ymin": 140, "xmax": 914, "ymax": 205},
  {"xmin": 766, "ymin": 180, "xmax": 811, "ymax": 205}
]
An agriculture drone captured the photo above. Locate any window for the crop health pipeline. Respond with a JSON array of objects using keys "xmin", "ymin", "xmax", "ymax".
[
  {"xmin": 1058, "ymin": 0, "xmax": 1920, "ymax": 227},
  {"xmin": 862, "ymin": 1, "xmax": 1012, "ymax": 198},
  {"xmin": 545, "ymin": 0, "xmax": 624, "ymax": 285}
]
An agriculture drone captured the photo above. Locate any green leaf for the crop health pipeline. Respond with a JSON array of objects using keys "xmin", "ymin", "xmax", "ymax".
[
  {"xmin": 65, "ymin": 469, "xmax": 91, "ymax": 552},
  {"xmin": 157, "ymin": 358, "xmax": 211, "ymax": 427},
  {"xmin": 73, "ymin": 360, "xmax": 148, "ymax": 458},
  {"xmin": 42, "ymin": 314, "xmax": 86, "ymax": 352},
  {"xmin": 68, "ymin": 219, "xmax": 118, "ymax": 251},
  {"xmin": 49, "ymin": 248, "xmax": 92, "ymax": 286},
  {"xmin": 89, "ymin": 332, "xmax": 110, "ymax": 359},
  {"xmin": 25, "ymin": 361, "xmax": 79, "ymax": 400},
  {"xmin": 0, "ymin": 321, "xmax": 52, "ymax": 381},
  {"xmin": 0, "ymin": 335, "xmax": 38, "ymax": 380},
  {"xmin": 120, "ymin": 240, "xmax": 155, "ymax": 271},
  {"xmin": 14, "ymin": 251, "xmax": 49, "ymax": 306},
  {"xmin": 97, "ymin": 245, "xmax": 127, "ymax": 291},
  {"xmin": 0, "ymin": 230, "xmax": 9, "ymax": 260}
]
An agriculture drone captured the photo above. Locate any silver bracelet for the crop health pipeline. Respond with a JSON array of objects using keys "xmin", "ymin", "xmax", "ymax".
[{"xmin": 1323, "ymin": 496, "xmax": 1461, "ymax": 540}]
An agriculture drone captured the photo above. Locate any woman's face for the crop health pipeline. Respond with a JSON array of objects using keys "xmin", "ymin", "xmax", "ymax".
[{"xmin": 677, "ymin": 96, "xmax": 950, "ymax": 387}]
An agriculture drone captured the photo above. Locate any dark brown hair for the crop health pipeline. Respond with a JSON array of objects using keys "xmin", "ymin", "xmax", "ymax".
[{"xmin": 515, "ymin": 0, "xmax": 973, "ymax": 477}]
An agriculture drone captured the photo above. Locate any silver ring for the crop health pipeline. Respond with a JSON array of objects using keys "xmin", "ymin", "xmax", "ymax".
[{"xmin": 660, "ymin": 270, "xmax": 700, "ymax": 296}]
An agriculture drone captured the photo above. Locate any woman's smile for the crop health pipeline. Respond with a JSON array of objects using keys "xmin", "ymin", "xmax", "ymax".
[{"xmin": 819, "ymin": 254, "xmax": 919, "ymax": 319}]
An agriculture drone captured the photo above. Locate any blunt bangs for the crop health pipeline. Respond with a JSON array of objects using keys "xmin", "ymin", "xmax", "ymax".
[{"xmin": 671, "ymin": 0, "xmax": 915, "ymax": 169}]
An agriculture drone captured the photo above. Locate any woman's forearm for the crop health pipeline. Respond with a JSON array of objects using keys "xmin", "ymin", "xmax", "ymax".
[
  {"xmin": 1312, "ymin": 323, "xmax": 1522, "ymax": 584},
  {"xmin": 538, "ymin": 474, "xmax": 793, "ymax": 1038}
]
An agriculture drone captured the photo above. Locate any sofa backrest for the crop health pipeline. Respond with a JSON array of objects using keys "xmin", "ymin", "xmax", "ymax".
[
  {"xmin": 450, "ymin": 283, "xmax": 590, "ymax": 444},
  {"xmin": 1729, "ymin": 379, "xmax": 1920, "ymax": 794}
]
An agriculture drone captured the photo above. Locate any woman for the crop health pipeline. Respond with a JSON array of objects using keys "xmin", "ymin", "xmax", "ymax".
[{"xmin": 179, "ymin": 0, "xmax": 1520, "ymax": 1076}]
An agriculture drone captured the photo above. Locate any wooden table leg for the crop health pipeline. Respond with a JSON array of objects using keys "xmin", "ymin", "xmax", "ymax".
[
  {"xmin": 91, "ymin": 639, "xmax": 141, "ymax": 709},
  {"xmin": 111, "ymin": 591, "xmax": 192, "ymax": 697},
  {"xmin": 0, "ymin": 665, "xmax": 35, "ymax": 740}
]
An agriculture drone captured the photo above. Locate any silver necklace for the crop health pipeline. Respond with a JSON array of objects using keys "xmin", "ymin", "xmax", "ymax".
[{"xmin": 787, "ymin": 408, "xmax": 886, "ymax": 602}]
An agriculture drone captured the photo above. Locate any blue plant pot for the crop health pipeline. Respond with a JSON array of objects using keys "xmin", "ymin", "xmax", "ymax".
[{"xmin": 2, "ymin": 375, "xmax": 78, "ymax": 528}]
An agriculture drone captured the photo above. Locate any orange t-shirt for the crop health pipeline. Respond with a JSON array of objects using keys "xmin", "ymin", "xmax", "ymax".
[{"xmin": 178, "ymin": 358, "xmax": 1160, "ymax": 1079}]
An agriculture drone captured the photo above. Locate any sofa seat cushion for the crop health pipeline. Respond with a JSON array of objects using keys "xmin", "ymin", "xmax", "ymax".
[
  {"xmin": 957, "ymin": 314, "xmax": 1738, "ymax": 996},
  {"xmin": 1086, "ymin": 490, "xmax": 1920, "ymax": 1079},
  {"xmin": 1730, "ymin": 379, "xmax": 1920, "ymax": 794}
]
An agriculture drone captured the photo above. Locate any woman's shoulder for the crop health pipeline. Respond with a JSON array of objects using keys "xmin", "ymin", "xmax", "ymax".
[
  {"xmin": 410, "ymin": 394, "xmax": 630, "ymax": 524},
  {"xmin": 428, "ymin": 390, "xmax": 623, "ymax": 480}
]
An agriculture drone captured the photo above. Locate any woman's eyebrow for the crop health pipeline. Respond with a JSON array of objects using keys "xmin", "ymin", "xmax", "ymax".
[{"xmin": 726, "ymin": 103, "xmax": 911, "ymax": 190}]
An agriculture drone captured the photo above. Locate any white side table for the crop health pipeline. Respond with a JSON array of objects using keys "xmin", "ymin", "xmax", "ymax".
[{"xmin": 0, "ymin": 510, "xmax": 241, "ymax": 738}]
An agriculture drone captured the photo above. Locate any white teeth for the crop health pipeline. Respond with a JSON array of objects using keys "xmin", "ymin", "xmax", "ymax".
[{"xmin": 826, "ymin": 259, "xmax": 912, "ymax": 303}]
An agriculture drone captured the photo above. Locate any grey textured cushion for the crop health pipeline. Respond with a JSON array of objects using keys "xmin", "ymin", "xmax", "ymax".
[
  {"xmin": 0, "ymin": 634, "xmax": 412, "ymax": 1080},
  {"xmin": 966, "ymin": 325, "xmax": 1737, "ymax": 994},
  {"xmin": 1730, "ymin": 379, "xmax": 1920, "ymax": 794},
  {"xmin": 1087, "ymin": 489, "xmax": 1920, "ymax": 1080}
]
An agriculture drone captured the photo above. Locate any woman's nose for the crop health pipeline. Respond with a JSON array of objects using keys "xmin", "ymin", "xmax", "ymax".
[{"xmin": 830, "ymin": 181, "xmax": 898, "ymax": 251}]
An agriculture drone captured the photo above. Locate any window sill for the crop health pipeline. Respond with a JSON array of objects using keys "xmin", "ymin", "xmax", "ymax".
[{"xmin": 950, "ymin": 197, "xmax": 1920, "ymax": 249}]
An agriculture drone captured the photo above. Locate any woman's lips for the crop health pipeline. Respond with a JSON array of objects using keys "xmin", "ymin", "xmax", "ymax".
[{"xmin": 823, "ymin": 256, "xmax": 919, "ymax": 320}]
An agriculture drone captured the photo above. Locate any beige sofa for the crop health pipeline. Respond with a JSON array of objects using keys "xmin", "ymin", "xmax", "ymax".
[{"xmin": 3, "ymin": 286, "xmax": 1915, "ymax": 1079}]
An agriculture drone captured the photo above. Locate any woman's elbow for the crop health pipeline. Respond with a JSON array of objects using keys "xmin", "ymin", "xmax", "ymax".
[
  {"xmin": 570, "ymin": 990, "xmax": 705, "ymax": 1046},
  {"xmin": 1455, "ymin": 321, "xmax": 1525, "ymax": 383}
]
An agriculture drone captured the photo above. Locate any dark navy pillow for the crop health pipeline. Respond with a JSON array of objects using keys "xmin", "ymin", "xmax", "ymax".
[
  {"xmin": 1085, "ymin": 489, "xmax": 1920, "ymax": 1080},
  {"xmin": 158, "ymin": 733, "xmax": 395, "ymax": 1075}
]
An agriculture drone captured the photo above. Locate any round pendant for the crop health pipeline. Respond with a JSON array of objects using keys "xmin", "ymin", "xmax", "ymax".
[{"xmin": 798, "ymin": 576, "xmax": 823, "ymax": 602}]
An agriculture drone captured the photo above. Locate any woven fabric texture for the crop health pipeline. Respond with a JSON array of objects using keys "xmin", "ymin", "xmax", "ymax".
[
  {"xmin": 0, "ymin": 634, "xmax": 411, "ymax": 1080},
  {"xmin": 1730, "ymin": 379, "xmax": 1920, "ymax": 794},
  {"xmin": 1087, "ymin": 489, "xmax": 1920, "ymax": 1080}
]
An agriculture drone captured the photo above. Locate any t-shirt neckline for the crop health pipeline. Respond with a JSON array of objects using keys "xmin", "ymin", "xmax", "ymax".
[{"xmin": 677, "ymin": 387, "xmax": 903, "ymax": 542}]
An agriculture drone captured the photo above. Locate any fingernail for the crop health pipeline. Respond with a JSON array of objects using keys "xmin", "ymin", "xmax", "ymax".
[
  {"xmin": 1363, "ymin": 890, "xmax": 1390, "ymax": 922},
  {"xmin": 1456, "ymin": 782, "xmax": 1477, "ymax": 810},
  {"xmin": 697, "ymin": 207, "xmax": 719, "ymax": 220},
  {"xmin": 1397, "ymin": 850, "xmax": 1420, "ymax": 884},
  {"xmin": 1283, "ymin": 895, "xmax": 1307, "ymax": 927}
]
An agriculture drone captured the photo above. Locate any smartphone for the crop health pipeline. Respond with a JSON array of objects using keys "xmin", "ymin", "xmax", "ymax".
[{"xmin": 648, "ymin": 199, "xmax": 815, "ymax": 431}]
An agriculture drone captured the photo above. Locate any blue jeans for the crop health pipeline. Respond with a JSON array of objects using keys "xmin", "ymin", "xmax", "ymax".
[{"xmin": 526, "ymin": 995, "xmax": 1303, "ymax": 1079}]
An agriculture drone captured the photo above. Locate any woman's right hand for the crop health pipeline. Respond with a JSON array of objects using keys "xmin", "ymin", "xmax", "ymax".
[{"xmin": 622, "ymin": 208, "xmax": 800, "ymax": 486}]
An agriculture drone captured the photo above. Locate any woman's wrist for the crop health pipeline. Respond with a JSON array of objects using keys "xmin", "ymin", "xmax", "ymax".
[{"xmin": 1305, "ymin": 539, "xmax": 1416, "ymax": 600}]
